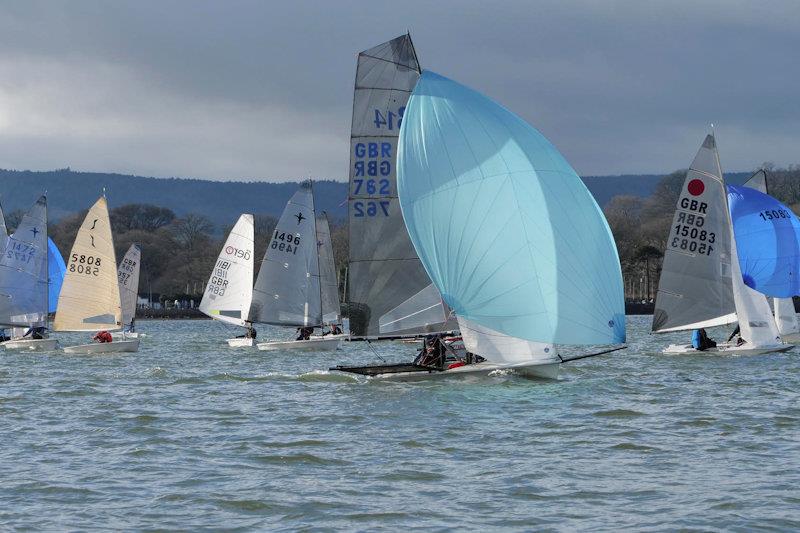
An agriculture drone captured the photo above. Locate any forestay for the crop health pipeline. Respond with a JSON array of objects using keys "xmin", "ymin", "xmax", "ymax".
[
  {"xmin": 347, "ymin": 34, "xmax": 451, "ymax": 337},
  {"xmin": 250, "ymin": 183, "xmax": 321, "ymax": 327},
  {"xmin": 0, "ymin": 195, "xmax": 48, "ymax": 328},
  {"xmin": 315, "ymin": 213, "xmax": 341, "ymax": 325},
  {"xmin": 652, "ymin": 135, "xmax": 737, "ymax": 332},
  {"xmin": 199, "ymin": 214, "xmax": 254, "ymax": 327},
  {"xmin": 47, "ymin": 238, "xmax": 66, "ymax": 313},
  {"xmin": 117, "ymin": 243, "xmax": 142, "ymax": 328},
  {"xmin": 54, "ymin": 196, "xmax": 122, "ymax": 332},
  {"xmin": 397, "ymin": 70, "xmax": 625, "ymax": 365}
]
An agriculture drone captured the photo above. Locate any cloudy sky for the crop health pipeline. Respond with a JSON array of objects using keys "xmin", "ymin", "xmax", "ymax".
[{"xmin": 0, "ymin": 0, "xmax": 797, "ymax": 181}]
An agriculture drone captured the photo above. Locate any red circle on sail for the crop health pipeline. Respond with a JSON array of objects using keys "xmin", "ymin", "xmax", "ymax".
[{"xmin": 687, "ymin": 179, "xmax": 705, "ymax": 196}]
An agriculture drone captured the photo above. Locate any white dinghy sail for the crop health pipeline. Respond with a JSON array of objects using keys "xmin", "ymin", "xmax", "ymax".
[
  {"xmin": 653, "ymin": 136, "xmax": 784, "ymax": 354},
  {"xmin": 117, "ymin": 243, "xmax": 141, "ymax": 334},
  {"xmin": 0, "ymin": 195, "xmax": 53, "ymax": 350},
  {"xmin": 337, "ymin": 70, "xmax": 626, "ymax": 379},
  {"xmin": 199, "ymin": 214, "xmax": 255, "ymax": 345},
  {"xmin": 346, "ymin": 34, "xmax": 453, "ymax": 338},
  {"xmin": 316, "ymin": 213, "xmax": 341, "ymax": 326},
  {"xmin": 54, "ymin": 196, "xmax": 138, "ymax": 353}
]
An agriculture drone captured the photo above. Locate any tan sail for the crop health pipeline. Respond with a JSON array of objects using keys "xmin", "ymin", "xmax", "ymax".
[{"xmin": 54, "ymin": 196, "xmax": 122, "ymax": 331}]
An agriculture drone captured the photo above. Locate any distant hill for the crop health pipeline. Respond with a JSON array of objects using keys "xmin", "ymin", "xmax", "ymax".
[{"xmin": 0, "ymin": 168, "xmax": 753, "ymax": 231}]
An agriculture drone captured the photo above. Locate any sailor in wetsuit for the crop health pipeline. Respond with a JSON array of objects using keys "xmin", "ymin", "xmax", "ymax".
[
  {"xmin": 691, "ymin": 328, "xmax": 716, "ymax": 351},
  {"xmin": 296, "ymin": 327, "xmax": 313, "ymax": 341},
  {"xmin": 23, "ymin": 326, "xmax": 47, "ymax": 340},
  {"xmin": 237, "ymin": 326, "xmax": 257, "ymax": 339},
  {"xmin": 414, "ymin": 335, "xmax": 446, "ymax": 369}
]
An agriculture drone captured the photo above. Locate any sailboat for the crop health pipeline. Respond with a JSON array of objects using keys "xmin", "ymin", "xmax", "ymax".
[
  {"xmin": 113, "ymin": 243, "xmax": 142, "ymax": 339},
  {"xmin": 729, "ymin": 169, "xmax": 800, "ymax": 343},
  {"xmin": 251, "ymin": 182, "xmax": 343, "ymax": 352},
  {"xmin": 652, "ymin": 135, "xmax": 789, "ymax": 355},
  {"xmin": 346, "ymin": 34, "xmax": 455, "ymax": 340},
  {"xmin": 0, "ymin": 195, "xmax": 59, "ymax": 351},
  {"xmin": 198, "ymin": 214, "xmax": 256, "ymax": 347},
  {"xmin": 316, "ymin": 212, "xmax": 343, "ymax": 329},
  {"xmin": 54, "ymin": 196, "xmax": 139, "ymax": 354},
  {"xmin": 334, "ymin": 71, "xmax": 626, "ymax": 379}
]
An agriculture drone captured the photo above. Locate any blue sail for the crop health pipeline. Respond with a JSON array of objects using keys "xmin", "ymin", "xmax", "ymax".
[
  {"xmin": 47, "ymin": 237, "xmax": 66, "ymax": 313},
  {"xmin": 727, "ymin": 184, "xmax": 800, "ymax": 297},
  {"xmin": 397, "ymin": 71, "xmax": 625, "ymax": 345}
]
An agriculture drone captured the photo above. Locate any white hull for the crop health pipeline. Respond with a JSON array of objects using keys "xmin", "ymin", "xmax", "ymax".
[
  {"xmin": 1, "ymin": 338, "xmax": 59, "ymax": 351},
  {"xmin": 663, "ymin": 342, "xmax": 791, "ymax": 356},
  {"xmin": 227, "ymin": 337, "xmax": 255, "ymax": 347},
  {"xmin": 257, "ymin": 335, "xmax": 343, "ymax": 352},
  {"xmin": 62, "ymin": 339, "xmax": 140, "ymax": 354},
  {"xmin": 375, "ymin": 361, "xmax": 560, "ymax": 381}
]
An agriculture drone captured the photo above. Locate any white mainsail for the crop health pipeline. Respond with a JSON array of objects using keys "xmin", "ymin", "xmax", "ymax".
[
  {"xmin": 53, "ymin": 196, "xmax": 122, "ymax": 332},
  {"xmin": 315, "ymin": 213, "xmax": 341, "ymax": 325},
  {"xmin": 199, "ymin": 214, "xmax": 254, "ymax": 328},
  {"xmin": 250, "ymin": 182, "xmax": 321, "ymax": 327},
  {"xmin": 0, "ymin": 195, "xmax": 48, "ymax": 328},
  {"xmin": 117, "ymin": 243, "xmax": 141, "ymax": 330}
]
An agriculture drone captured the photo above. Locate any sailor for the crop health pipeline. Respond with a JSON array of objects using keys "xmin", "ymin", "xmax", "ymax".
[
  {"xmin": 93, "ymin": 331, "xmax": 113, "ymax": 343},
  {"xmin": 691, "ymin": 328, "xmax": 716, "ymax": 351},
  {"xmin": 23, "ymin": 326, "xmax": 47, "ymax": 340},
  {"xmin": 246, "ymin": 327, "xmax": 257, "ymax": 339},
  {"xmin": 296, "ymin": 327, "xmax": 313, "ymax": 341},
  {"xmin": 128, "ymin": 318, "xmax": 136, "ymax": 333},
  {"xmin": 726, "ymin": 325, "xmax": 745, "ymax": 346},
  {"xmin": 331, "ymin": 324, "xmax": 342, "ymax": 335}
]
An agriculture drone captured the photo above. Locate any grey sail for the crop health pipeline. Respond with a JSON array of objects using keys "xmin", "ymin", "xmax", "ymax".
[
  {"xmin": 250, "ymin": 182, "xmax": 321, "ymax": 327},
  {"xmin": 744, "ymin": 169, "xmax": 767, "ymax": 193},
  {"xmin": 347, "ymin": 33, "xmax": 454, "ymax": 337},
  {"xmin": 0, "ymin": 196, "xmax": 48, "ymax": 328},
  {"xmin": 652, "ymin": 134, "xmax": 736, "ymax": 332},
  {"xmin": 0, "ymin": 198, "xmax": 8, "ymax": 254},
  {"xmin": 315, "ymin": 213, "xmax": 341, "ymax": 325}
]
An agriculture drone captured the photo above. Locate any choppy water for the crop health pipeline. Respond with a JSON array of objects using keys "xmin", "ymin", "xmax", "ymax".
[{"xmin": 2, "ymin": 316, "xmax": 799, "ymax": 531}]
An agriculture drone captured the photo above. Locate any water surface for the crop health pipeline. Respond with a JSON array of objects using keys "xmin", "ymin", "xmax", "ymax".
[{"xmin": 1, "ymin": 316, "xmax": 799, "ymax": 530}]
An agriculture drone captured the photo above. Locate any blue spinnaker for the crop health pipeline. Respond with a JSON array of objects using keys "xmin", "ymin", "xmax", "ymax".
[
  {"xmin": 727, "ymin": 184, "xmax": 800, "ymax": 298},
  {"xmin": 47, "ymin": 237, "xmax": 66, "ymax": 313},
  {"xmin": 397, "ymin": 71, "xmax": 625, "ymax": 345}
]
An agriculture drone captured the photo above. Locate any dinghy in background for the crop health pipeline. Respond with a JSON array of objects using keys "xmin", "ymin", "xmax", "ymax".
[
  {"xmin": 653, "ymin": 135, "xmax": 785, "ymax": 355},
  {"xmin": 198, "ymin": 214, "xmax": 256, "ymax": 347},
  {"xmin": 334, "ymin": 70, "xmax": 627, "ymax": 380},
  {"xmin": 54, "ymin": 196, "xmax": 139, "ymax": 354},
  {"xmin": 113, "ymin": 243, "xmax": 142, "ymax": 340},
  {"xmin": 0, "ymin": 196, "xmax": 59, "ymax": 351},
  {"xmin": 733, "ymin": 169, "xmax": 800, "ymax": 344},
  {"xmin": 250, "ymin": 182, "xmax": 343, "ymax": 352}
]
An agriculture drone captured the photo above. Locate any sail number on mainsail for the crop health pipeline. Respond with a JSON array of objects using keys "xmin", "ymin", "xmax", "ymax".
[{"xmin": 668, "ymin": 181, "xmax": 717, "ymax": 256}]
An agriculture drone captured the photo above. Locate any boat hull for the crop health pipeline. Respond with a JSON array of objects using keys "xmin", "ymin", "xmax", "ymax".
[
  {"xmin": 111, "ymin": 332, "xmax": 141, "ymax": 339},
  {"xmin": 257, "ymin": 335, "xmax": 343, "ymax": 352},
  {"xmin": 334, "ymin": 360, "xmax": 560, "ymax": 381},
  {"xmin": 780, "ymin": 333, "xmax": 800, "ymax": 344},
  {"xmin": 227, "ymin": 337, "xmax": 255, "ymax": 348},
  {"xmin": 62, "ymin": 339, "xmax": 140, "ymax": 354},
  {"xmin": 1, "ymin": 338, "xmax": 59, "ymax": 351},
  {"xmin": 663, "ymin": 342, "xmax": 792, "ymax": 356}
]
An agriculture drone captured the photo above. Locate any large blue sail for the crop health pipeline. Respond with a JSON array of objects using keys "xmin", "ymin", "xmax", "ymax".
[
  {"xmin": 727, "ymin": 184, "xmax": 800, "ymax": 298},
  {"xmin": 397, "ymin": 71, "xmax": 625, "ymax": 345},
  {"xmin": 47, "ymin": 238, "xmax": 66, "ymax": 314}
]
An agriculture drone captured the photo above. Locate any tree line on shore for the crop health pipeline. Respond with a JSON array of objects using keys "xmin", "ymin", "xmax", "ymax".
[{"xmin": 4, "ymin": 165, "xmax": 798, "ymax": 306}]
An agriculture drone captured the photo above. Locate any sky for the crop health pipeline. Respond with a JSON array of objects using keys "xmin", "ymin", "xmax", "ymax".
[{"xmin": 0, "ymin": 0, "xmax": 797, "ymax": 182}]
